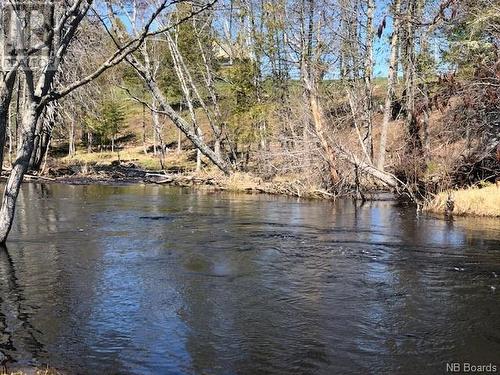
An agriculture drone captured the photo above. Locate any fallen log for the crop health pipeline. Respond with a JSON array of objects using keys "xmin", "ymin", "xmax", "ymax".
[
  {"xmin": 334, "ymin": 144, "xmax": 400, "ymax": 189},
  {"xmin": 153, "ymin": 178, "xmax": 174, "ymax": 184},
  {"xmin": 24, "ymin": 174, "xmax": 56, "ymax": 182}
]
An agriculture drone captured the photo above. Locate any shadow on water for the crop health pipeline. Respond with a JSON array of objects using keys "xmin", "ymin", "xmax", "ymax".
[
  {"xmin": 0, "ymin": 245, "xmax": 44, "ymax": 370},
  {"xmin": 0, "ymin": 183, "xmax": 499, "ymax": 374}
]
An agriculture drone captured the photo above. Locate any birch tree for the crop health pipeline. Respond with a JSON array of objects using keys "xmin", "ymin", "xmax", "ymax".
[
  {"xmin": 103, "ymin": 0, "xmax": 231, "ymax": 174},
  {"xmin": 0, "ymin": 0, "xmax": 199, "ymax": 243}
]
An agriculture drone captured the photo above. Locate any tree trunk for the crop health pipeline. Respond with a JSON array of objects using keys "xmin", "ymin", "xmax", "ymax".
[
  {"xmin": 422, "ymin": 84, "xmax": 431, "ymax": 161},
  {"xmin": 69, "ymin": 118, "xmax": 75, "ymax": 156},
  {"xmin": 0, "ymin": 73, "xmax": 17, "ymax": 172},
  {"xmin": 300, "ymin": 0, "xmax": 339, "ymax": 183},
  {"xmin": 196, "ymin": 149, "xmax": 202, "ymax": 172},
  {"xmin": 177, "ymin": 128, "xmax": 182, "ymax": 153},
  {"xmin": 142, "ymin": 101, "xmax": 147, "ymax": 154},
  {"xmin": 336, "ymin": 143, "xmax": 400, "ymax": 188},
  {"xmin": 363, "ymin": 0, "xmax": 375, "ymax": 161},
  {"xmin": 153, "ymin": 129, "xmax": 157, "ymax": 155},
  {"xmin": 377, "ymin": 0, "xmax": 401, "ymax": 170},
  {"xmin": 402, "ymin": 0, "xmax": 423, "ymax": 157},
  {"xmin": 162, "ymin": 104, "xmax": 228, "ymax": 172},
  {"xmin": 0, "ymin": 101, "xmax": 40, "ymax": 243},
  {"xmin": 7, "ymin": 110, "xmax": 13, "ymax": 166},
  {"xmin": 28, "ymin": 116, "xmax": 43, "ymax": 171},
  {"xmin": 214, "ymin": 138, "xmax": 221, "ymax": 160},
  {"xmin": 40, "ymin": 135, "xmax": 51, "ymax": 174},
  {"xmin": 146, "ymin": 76, "xmax": 229, "ymax": 173},
  {"xmin": 128, "ymin": 55, "xmax": 230, "ymax": 174},
  {"xmin": 309, "ymin": 88, "xmax": 339, "ymax": 182},
  {"xmin": 29, "ymin": 111, "xmax": 54, "ymax": 172},
  {"xmin": 151, "ymin": 99, "xmax": 165, "ymax": 169},
  {"xmin": 195, "ymin": 126, "xmax": 203, "ymax": 172},
  {"xmin": 87, "ymin": 132, "xmax": 93, "ymax": 153},
  {"xmin": 32, "ymin": 128, "xmax": 51, "ymax": 172}
]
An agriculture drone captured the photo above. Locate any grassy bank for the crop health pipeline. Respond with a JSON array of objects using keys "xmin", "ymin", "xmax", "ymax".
[
  {"xmin": 59, "ymin": 146, "xmax": 194, "ymax": 172},
  {"xmin": 425, "ymin": 184, "xmax": 500, "ymax": 217}
]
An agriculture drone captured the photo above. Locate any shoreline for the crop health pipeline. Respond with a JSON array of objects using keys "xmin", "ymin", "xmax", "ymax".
[
  {"xmin": 2, "ymin": 163, "xmax": 396, "ymax": 202},
  {"xmin": 1, "ymin": 163, "xmax": 498, "ymax": 217}
]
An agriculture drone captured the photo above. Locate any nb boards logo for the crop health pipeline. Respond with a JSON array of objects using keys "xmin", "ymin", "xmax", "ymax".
[
  {"xmin": 446, "ymin": 362, "xmax": 498, "ymax": 373},
  {"xmin": 1, "ymin": 0, "xmax": 52, "ymax": 71}
]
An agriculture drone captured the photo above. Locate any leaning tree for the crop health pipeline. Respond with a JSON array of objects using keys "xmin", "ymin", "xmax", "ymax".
[{"xmin": 0, "ymin": 0, "xmax": 217, "ymax": 243}]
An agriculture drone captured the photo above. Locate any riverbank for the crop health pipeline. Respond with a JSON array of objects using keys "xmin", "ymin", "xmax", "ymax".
[
  {"xmin": 12, "ymin": 158, "xmax": 391, "ymax": 201},
  {"xmin": 3, "ymin": 155, "xmax": 498, "ymax": 216},
  {"xmin": 424, "ymin": 184, "xmax": 500, "ymax": 217},
  {"xmin": 38, "ymin": 164, "xmax": 349, "ymax": 200}
]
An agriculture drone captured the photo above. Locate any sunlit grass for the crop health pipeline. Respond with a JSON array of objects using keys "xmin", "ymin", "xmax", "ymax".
[
  {"xmin": 224, "ymin": 172, "xmax": 261, "ymax": 191},
  {"xmin": 59, "ymin": 146, "xmax": 195, "ymax": 172},
  {"xmin": 425, "ymin": 184, "xmax": 500, "ymax": 217}
]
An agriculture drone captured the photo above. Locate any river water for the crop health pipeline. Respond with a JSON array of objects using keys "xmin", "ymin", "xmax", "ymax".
[{"xmin": 0, "ymin": 183, "xmax": 499, "ymax": 374}]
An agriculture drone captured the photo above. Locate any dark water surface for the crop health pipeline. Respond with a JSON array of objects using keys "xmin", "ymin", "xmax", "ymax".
[{"xmin": 0, "ymin": 183, "xmax": 499, "ymax": 374}]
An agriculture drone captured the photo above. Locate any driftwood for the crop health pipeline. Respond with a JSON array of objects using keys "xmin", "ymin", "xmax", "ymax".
[
  {"xmin": 0, "ymin": 170, "xmax": 56, "ymax": 182},
  {"xmin": 24, "ymin": 174, "xmax": 56, "ymax": 182},
  {"xmin": 145, "ymin": 173, "xmax": 217, "ymax": 187}
]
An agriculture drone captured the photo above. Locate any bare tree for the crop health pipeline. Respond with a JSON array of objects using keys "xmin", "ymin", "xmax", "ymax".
[
  {"xmin": 300, "ymin": 0, "xmax": 339, "ymax": 183},
  {"xmin": 103, "ymin": 0, "xmax": 230, "ymax": 174},
  {"xmin": 0, "ymin": 0, "xmax": 194, "ymax": 243},
  {"xmin": 363, "ymin": 0, "xmax": 375, "ymax": 161},
  {"xmin": 377, "ymin": 0, "xmax": 401, "ymax": 171},
  {"xmin": 0, "ymin": 72, "xmax": 17, "ymax": 171}
]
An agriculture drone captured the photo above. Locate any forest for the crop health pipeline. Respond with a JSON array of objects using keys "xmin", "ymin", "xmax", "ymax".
[{"xmin": 0, "ymin": 0, "xmax": 499, "ymax": 242}]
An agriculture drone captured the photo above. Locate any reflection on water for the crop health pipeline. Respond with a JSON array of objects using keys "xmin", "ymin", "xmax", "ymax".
[{"xmin": 0, "ymin": 183, "xmax": 499, "ymax": 374}]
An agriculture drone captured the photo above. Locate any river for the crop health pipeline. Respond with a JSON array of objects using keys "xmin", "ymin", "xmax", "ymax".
[{"xmin": 0, "ymin": 183, "xmax": 499, "ymax": 374}]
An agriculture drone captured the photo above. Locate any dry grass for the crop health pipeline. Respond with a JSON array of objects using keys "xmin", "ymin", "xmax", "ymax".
[
  {"xmin": 425, "ymin": 184, "xmax": 500, "ymax": 217},
  {"xmin": 221, "ymin": 172, "xmax": 333, "ymax": 198},
  {"xmin": 224, "ymin": 172, "xmax": 262, "ymax": 191},
  {"xmin": 58, "ymin": 147, "xmax": 195, "ymax": 171}
]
